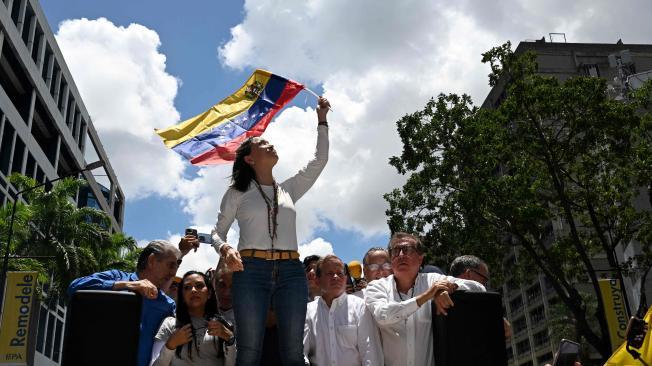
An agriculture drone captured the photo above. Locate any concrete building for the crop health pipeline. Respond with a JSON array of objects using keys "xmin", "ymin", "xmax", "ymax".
[
  {"xmin": 482, "ymin": 38, "xmax": 652, "ymax": 366},
  {"xmin": 0, "ymin": 0, "xmax": 123, "ymax": 364}
]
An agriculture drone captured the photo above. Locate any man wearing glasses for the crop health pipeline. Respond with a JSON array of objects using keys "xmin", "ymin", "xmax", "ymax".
[
  {"xmin": 365, "ymin": 233, "xmax": 486, "ymax": 366},
  {"xmin": 67, "ymin": 238, "xmax": 198, "ymax": 366},
  {"xmin": 449, "ymin": 255, "xmax": 490, "ymax": 287},
  {"xmin": 450, "ymin": 255, "xmax": 512, "ymax": 342},
  {"xmin": 352, "ymin": 247, "xmax": 393, "ymax": 298}
]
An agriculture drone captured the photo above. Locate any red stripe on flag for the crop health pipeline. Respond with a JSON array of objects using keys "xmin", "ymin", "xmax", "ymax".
[{"xmin": 190, "ymin": 80, "xmax": 304, "ymax": 166}]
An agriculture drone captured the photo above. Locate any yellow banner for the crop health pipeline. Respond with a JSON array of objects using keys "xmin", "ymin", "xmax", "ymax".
[
  {"xmin": 599, "ymin": 278, "xmax": 629, "ymax": 351},
  {"xmin": 0, "ymin": 271, "xmax": 37, "ymax": 365},
  {"xmin": 605, "ymin": 306, "xmax": 652, "ymax": 365}
]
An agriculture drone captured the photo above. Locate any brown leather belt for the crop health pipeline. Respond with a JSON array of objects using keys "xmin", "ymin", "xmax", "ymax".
[{"xmin": 239, "ymin": 249, "xmax": 300, "ymax": 261}]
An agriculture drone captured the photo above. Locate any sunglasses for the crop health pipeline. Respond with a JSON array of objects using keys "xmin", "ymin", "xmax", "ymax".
[
  {"xmin": 366, "ymin": 263, "xmax": 392, "ymax": 271},
  {"xmin": 389, "ymin": 245, "xmax": 420, "ymax": 257},
  {"xmin": 469, "ymin": 269, "xmax": 489, "ymax": 285}
]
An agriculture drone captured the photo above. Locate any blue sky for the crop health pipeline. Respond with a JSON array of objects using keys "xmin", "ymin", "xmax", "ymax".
[
  {"xmin": 40, "ymin": 0, "xmax": 389, "ymax": 268},
  {"xmin": 40, "ymin": 0, "xmax": 652, "ymax": 274}
]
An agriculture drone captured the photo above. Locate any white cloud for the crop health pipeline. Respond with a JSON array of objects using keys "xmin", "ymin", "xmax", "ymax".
[
  {"xmin": 212, "ymin": 0, "xmax": 652, "ymax": 244},
  {"xmin": 55, "ymin": 18, "xmax": 186, "ymax": 200},
  {"xmin": 298, "ymin": 237, "xmax": 334, "ymax": 261},
  {"xmin": 54, "ymin": 1, "xmax": 652, "ymax": 255}
]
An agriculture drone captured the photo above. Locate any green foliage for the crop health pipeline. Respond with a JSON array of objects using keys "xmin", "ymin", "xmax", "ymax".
[
  {"xmin": 1, "ymin": 174, "xmax": 138, "ymax": 298},
  {"xmin": 385, "ymin": 41, "xmax": 652, "ymax": 360}
]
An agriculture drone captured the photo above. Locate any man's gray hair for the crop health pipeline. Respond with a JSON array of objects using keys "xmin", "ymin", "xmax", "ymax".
[
  {"xmin": 362, "ymin": 247, "xmax": 389, "ymax": 265},
  {"xmin": 315, "ymin": 254, "xmax": 344, "ymax": 277},
  {"xmin": 136, "ymin": 240, "xmax": 180, "ymax": 272},
  {"xmin": 449, "ymin": 255, "xmax": 486, "ymax": 277},
  {"xmin": 387, "ymin": 232, "xmax": 425, "ymax": 255}
]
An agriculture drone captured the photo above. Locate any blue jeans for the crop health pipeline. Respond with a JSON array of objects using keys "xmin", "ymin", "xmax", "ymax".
[{"xmin": 232, "ymin": 257, "xmax": 308, "ymax": 366}]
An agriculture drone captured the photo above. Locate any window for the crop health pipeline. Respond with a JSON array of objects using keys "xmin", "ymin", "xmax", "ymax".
[
  {"xmin": 36, "ymin": 306, "xmax": 48, "ymax": 352},
  {"xmin": 526, "ymin": 283, "xmax": 541, "ymax": 302},
  {"xmin": 530, "ymin": 305, "xmax": 546, "ymax": 324},
  {"xmin": 52, "ymin": 319, "xmax": 64, "ymax": 362},
  {"xmin": 533, "ymin": 330, "xmax": 549, "ymax": 347},
  {"xmin": 0, "ymin": 121, "xmax": 14, "ymax": 175},
  {"xmin": 516, "ymin": 339, "xmax": 530, "ymax": 355},
  {"xmin": 582, "ymin": 64, "xmax": 600, "ymax": 77},
  {"xmin": 11, "ymin": 135, "xmax": 24, "ymax": 174},
  {"xmin": 44, "ymin": 312, "xmax": 55, "ymax": 357},
  {"xmin": 25, "ymin": 153, "xmax": 35, "ymax": 179},
  {"xmin": 537, "ymin": 352, "xmax": 553, "ymax": 364},
  {"xmin": 510, "ymin": 295, "xmax": 523, "ymax": 313},
  {"xmin": 514, "ymin": 316, "xmax": 527, "ymax": 335}
]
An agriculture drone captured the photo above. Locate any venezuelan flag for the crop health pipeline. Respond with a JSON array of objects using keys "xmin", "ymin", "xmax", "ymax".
[{"xmin": 156, "ymin": 69, "xmax": 304, "ymax": 165}]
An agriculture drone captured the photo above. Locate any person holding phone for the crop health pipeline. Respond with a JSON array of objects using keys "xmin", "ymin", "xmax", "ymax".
[
  {"xmin": 211, "ymin": 97, "xmax": 330, "ymax": 365},
  {"xmin": 151, "ymin": 271, "xmax": 235, "ymax": 366}
]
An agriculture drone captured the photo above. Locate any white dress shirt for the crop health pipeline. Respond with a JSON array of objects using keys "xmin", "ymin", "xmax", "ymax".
[
  {"xmin": 365, "ymin": 273, "xmax": 485, "ymax": 366},
  {"xmin": 211, "ymin": 125, "xmax": 328, "ymax": 252},
  {"xmin": 303, "ymin": 293, "xmax": 383, "ymax": 366}
]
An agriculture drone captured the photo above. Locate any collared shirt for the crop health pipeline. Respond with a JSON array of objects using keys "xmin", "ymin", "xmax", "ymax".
[
  {"xmin": 303, "ymin": 293, "xmax": 383, "ymax": 366},
  {"xmin": 67, "ymin": 270, "xmax": 176, "ymax": 366},
  {"xmin": 211, "ymin": 125, "xmax": 329, "ymax": 252},
  {"xmin": 365, "ymin": 273, "xmax": 485, "ymax": 366}
]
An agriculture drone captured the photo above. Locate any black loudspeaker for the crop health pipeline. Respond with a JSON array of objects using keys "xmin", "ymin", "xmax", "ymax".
[
  {"xmin": 433, "ymin": 291, "xmax": 507, "ymax": 366},
  {"xmin": 62, "ymin": 290, "xmax": 142, "ymax": 366}
]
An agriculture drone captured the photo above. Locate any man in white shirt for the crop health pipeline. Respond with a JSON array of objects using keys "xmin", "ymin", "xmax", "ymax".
[
  {"xmin": 303, "ymin": 255, "xmax": 383, "ymax": 366},
  {"xmin": 352, "ymin": 247, "xmax": 392, "ymax": 299},
  {"xmin": 365, "ymin": 233, "xmax": 486, "ymax": 366}
]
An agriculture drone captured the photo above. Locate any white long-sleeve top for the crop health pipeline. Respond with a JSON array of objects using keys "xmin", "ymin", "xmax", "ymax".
[
  {"xmin": 212, "ymin": 125, "xmax": 329, "ymax": 252},
  {"xmin": 303, "ymin": 293, "xmax": 383, "ymax": 366},
  {"xmin": 150, "ymin": 317, "xmax": 235, "ymax": 366},
  {"xmin": 365, "ymin": 273, "xmax": 485, "ymax": 366}
]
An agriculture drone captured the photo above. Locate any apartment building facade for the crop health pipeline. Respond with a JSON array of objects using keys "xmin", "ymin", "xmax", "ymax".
[
  {"xmin": 0, "ymin": 0, "xmax": 124, "ymax": 364},
  {"xmin": 482, "ymin": 39, "xmax": 652, "ymax": 366}
]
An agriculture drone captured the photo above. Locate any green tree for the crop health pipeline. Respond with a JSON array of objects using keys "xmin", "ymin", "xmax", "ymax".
[
  {"xmin": 1, "ymin": 174, "xmax": 137, "ymax": 297},
  {"xmin": 384, "ymin": 42, "xmax": 652, "ymax": 360}
]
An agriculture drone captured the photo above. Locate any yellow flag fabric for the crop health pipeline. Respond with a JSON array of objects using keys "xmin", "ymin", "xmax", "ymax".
[
  {"xmin": 155, "ymin": 69, "xmax": 272, "ymax": 148},
  {"xmin": 604, "ymin": 306, "xmax": 652, "ymax": 366}
]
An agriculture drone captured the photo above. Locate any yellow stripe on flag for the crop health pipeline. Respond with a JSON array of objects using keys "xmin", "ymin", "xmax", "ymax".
[{"xmin": 156, "ymin": 69, "xmax": 272, "ymax": 148}]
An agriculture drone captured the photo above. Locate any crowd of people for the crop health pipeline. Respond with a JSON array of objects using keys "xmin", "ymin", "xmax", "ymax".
[
  {"xmin": 68, "ymin": 233, "xmax": 497, "ymax": 366},
  {"xmin": 66, "ymin": 97, "xmax": 557, "ymax": 365}
]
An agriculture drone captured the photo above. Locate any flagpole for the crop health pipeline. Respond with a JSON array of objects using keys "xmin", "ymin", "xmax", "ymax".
[
  {"xmin": 304, "ymin": 87, "xmax": 320, "ymax": 99},
  {"xmin": 303, "ymin": 87, "xmax": 333, "ymax": 112}
]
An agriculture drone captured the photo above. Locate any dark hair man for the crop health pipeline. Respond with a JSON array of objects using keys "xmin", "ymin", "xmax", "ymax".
[
  {"xmin": 67, "ymin": 236, "xmax": 198, "ymax": 366},
  {"xmin": 450, "ymin": 254, "xmax": 513, "ymax": 341},
  {"xmin": 449, "ymin": 255, "xmax": 489, "ymax": 287},
  {"xmin": 365, "ymin": 233, "xmax": 486, "ymax": 366},
  {"xmin": 303, "ymin": 254, "xmax": 321, "ymax": 301},
  {"xmin": 303, "ymin": 255, "xmax": 383, "ymax": 365}
]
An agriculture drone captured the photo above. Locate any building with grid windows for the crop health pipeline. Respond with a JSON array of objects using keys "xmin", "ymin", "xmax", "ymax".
[
  {"xmin": 482, "ymin": 38, "xmax": 652, "ymax": 366},
  {"xmin": 0, "ymin": 0, "xmax": 123, "ymax": 364}
]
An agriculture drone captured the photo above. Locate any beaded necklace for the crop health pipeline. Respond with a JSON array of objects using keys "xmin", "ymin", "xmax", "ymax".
[
  {"xmin": 396, "ymin": 275, "xmax": 417, "ymax": 301},
  {"xmin": 253, "ymin": 179, "xmax": 279, "ymax": 247}
]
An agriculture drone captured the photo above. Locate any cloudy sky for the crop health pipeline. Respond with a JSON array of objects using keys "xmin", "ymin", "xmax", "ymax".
[{"xmin": 40, "ymin": 0, "xmax": 652, "ymax": 274}]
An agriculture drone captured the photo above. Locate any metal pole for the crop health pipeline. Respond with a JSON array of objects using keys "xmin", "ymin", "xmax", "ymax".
[{"xmin": 613, "ymin": 248, "xmax": 633, "ymax": 318}]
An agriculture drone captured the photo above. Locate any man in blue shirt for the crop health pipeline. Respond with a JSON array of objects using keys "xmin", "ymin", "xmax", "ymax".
[{"xmin": 68, "ymin": 237, "xmax": 198, "ymax": 366}]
